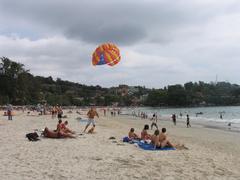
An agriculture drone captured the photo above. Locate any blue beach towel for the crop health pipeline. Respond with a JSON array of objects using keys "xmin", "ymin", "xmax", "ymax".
[
  {"xmin": 123, "ymin": 137, "xmax": 175, "ymax": 151},
  {"xmin": 123, "ymin": 136, "xmax": 130, "ymax": 142},
  {"xmin": 137, "ymin": 141, "xmax": 175, "ymax": 151},
  {"xmin": 122, "ymin": 137, "xmax": 139, "ymax": 144}
]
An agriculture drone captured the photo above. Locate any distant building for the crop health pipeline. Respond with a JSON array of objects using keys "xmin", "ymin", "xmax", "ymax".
[
  {"xmin": 74, "ymin": 97, "xmax": 84, "ymax": 101},
  {"xmin": 140, "ymin": 94, "xmax": 148, "ymax": 102},
  {"xmin": 118, "ymin": 85, "xmax": 129, "ymax": 96},
  {"xmin": 116, "ymin": 85, "xmax": 141, "ymax": 96},
  {"xmin": 128, "ymin": 86, "xmax": 139, "ymax": 95},
  {"xmin": 199, "ymin": 101, "xmax": 206, "ymax": 106},
  {"xmin": 131, "ymin": 96, "xmax": 141, "ymax": 106}
]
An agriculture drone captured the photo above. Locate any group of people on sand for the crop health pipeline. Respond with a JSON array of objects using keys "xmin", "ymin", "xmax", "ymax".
[
  {"xmin": 51, "ymin": 105, "xmax": 63, "ymax": 120},
  {"xmin": 128, "ymin": 124, "xmax": 174, "ymax": 149},
  {"xmin": 43, "ymin": 107, "xmax": 99, "ymax": 138},
  {"xmin": 43, "ymin": 120, "xmax": 76, "ymax": 138},
  {"xmin": 172, "ymin": 113, "xmax": 191, "ymax": 128}
]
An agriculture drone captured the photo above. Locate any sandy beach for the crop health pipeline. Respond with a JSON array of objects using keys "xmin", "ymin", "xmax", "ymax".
[{"xmin": 0, "ymin": 110, "xmax": 240, "ymax": 180}]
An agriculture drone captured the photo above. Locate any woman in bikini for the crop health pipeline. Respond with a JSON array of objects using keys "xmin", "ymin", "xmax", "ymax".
[{"xmin": 141, "ymin": 124, "xmax": 152, "ymax": 141}]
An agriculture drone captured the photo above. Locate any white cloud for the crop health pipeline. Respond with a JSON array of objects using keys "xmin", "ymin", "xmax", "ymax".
[{"xmin": 0, "ymin": 0, "xmax": 240, "ymax": 87}]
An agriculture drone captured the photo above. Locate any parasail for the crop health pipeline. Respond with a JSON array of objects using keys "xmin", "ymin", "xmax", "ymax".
[{"xmin": 92, "ymin": 43, "xmax": 121, "ymax": 66}]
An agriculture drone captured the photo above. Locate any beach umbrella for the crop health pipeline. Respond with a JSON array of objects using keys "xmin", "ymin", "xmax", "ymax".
[{"xmin": 92, "ymin": 43, "xmax": 121, "ymax": 66}]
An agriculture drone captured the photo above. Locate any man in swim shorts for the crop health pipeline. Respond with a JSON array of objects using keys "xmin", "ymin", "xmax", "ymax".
[
  {"xmin": 159, "ymin": 128, "xmax": 174, "ymax": 148},
  {"xmin": 150, "ymin": 113, "xmax": 158, "ymax": 130},
  {"xmin": 83, "ymin": 107, "xmax": 99, "ymax": 133}
]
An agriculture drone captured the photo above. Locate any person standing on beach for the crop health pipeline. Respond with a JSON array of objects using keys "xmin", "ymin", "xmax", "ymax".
[
  {"xmin": 83, "ymin": 107, "xmax": 99, "ymax": 133},
  {"xmin": 187, "ymin": 114, "xmax": 191, "ymax": 128},
  {"xmin": 51, "ymin": 106, "xmax": 56, "ymax": 119},
  {"xmin": 180, "ymin": 112, "xmax": 182, "ymax": 118},
  {"xmin": 103, "ymin": 109, "xmax": 106, "ymax": 116},
  {"xmin": 172, "ymin": 114, "xmax": 176, "ymax": 125},
  {"xmin": 150, "ymin": 113, "xmax": 158, "ymax": 130},
  {"xmin": 57, "ymin": 106, "xmax": 63, "ymax": 121},
  {"xmin": 7, "ymin": 104, "xmax": 13, "ymax": 120},
  {"xmin": 220, "ymin": 114, "xmax": 223, "ymax": 119}
]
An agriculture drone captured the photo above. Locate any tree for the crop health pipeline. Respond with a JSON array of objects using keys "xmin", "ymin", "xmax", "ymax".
[
  {"xmin": 167, "ymin": 85, "xmax": 187, "ymax": 106},
  {"xmin": 145, "ymin": 90, "xmax": 167, "ymax": 106},
  {"xmin": 0, "ymin": 57, "xmax": 29, "ymax": 104}
]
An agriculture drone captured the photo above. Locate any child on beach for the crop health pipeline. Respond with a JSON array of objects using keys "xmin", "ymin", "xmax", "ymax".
[
  {"xmin": 151, "ymin": 129, "xmax": 160, "ymax": 148},
  {"xmin": 128, "ymin": 128, "xmax": 140, "ymax": 140}
]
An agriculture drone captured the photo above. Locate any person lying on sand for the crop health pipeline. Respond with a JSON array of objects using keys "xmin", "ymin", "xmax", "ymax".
[
  {"xmin": 61, "ymin": 121, "xmax": 75, "ymax": 134},
  {"xmin": 128, "ymin": 128, "xmax": 140, "ymax": 140},
  {"xmin": 141, "ymin": 124, "xmax": 152, "ymax": 141},
  {"xmin": 43, "ymin": 127, "xmax": 76, "ymax": 138}
]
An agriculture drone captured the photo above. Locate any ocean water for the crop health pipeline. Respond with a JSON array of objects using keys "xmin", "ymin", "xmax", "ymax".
[{"xmin": 122, "ymin": 106, "xmax": 240, "ymax": 131}]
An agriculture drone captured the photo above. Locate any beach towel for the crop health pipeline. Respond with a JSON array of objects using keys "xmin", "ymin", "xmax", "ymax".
[
  {"xmin": 137, "ymin": 141, "xmax": 175, "ymax": 151},
  {"xmin": 123, "ymin": 136, "xmax": 130, "ymax": 142},
  {"xmin": 122, "ymin": 137, "xmax": 141, "ymax": 143},
  {"xmin": 122, "ymin": 137, "xmax": 175, "ymax": 151}
]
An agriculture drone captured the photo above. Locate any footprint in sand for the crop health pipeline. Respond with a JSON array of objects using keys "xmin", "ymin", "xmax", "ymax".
[{"xmin": 214, "ymin": 168, "xmax": 225, "ymax": 176}]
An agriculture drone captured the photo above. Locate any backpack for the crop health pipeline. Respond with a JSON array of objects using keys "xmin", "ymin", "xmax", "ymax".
[{"xmin": 26, "ymin": 132, "xmax": 40, "ymax": 141}]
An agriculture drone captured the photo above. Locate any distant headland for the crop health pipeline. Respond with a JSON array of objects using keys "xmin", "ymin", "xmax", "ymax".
[{"xmin": 1, "ymin": 57, "xmax": 240, "ymax": 107}]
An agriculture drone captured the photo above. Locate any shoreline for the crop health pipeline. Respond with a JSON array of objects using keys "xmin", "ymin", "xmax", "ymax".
[{"xmin": 120, "ymin": 112, "xmax": 240, "ymax": 134}]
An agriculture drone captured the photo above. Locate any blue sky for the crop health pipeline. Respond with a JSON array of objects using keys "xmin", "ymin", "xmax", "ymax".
[{"xmin": 0, "ymin": 0, "xmax": 240, "ymax": 88}]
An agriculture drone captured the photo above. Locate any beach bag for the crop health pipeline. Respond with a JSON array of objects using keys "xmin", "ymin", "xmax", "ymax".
[{"xmin": 26, "ymin": 132, "xmax": 40, "ymax": 141}]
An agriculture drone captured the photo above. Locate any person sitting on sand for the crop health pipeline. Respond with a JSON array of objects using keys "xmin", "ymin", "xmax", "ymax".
[
  {"xmin": 128, "ymin": 128, "xmax": 140, "ymax": 140},
  {"xmin": 83, "ymin": 107, "xmax": 99, "ymax": 133},
  {"xmin": 55, "ymin": 119, "xmax": 63, "ymax": 132},
  {"xmin": 61, "ymin": 121, "xmax": 75, "ymax": 134},
  {"xmin": 43, "ymin": 127, "xmax": 76, "ymax": 138},
  {"xmin": 141, "ymin": 124, "xmax": 152, "ymax": 140},
  {"xmin": 159, "ymin": 128, "xmax": 174, "ymax": 148},
  {"xmin": 151, "ymin": 129, "xmax": 160, "ymax": 148}
]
